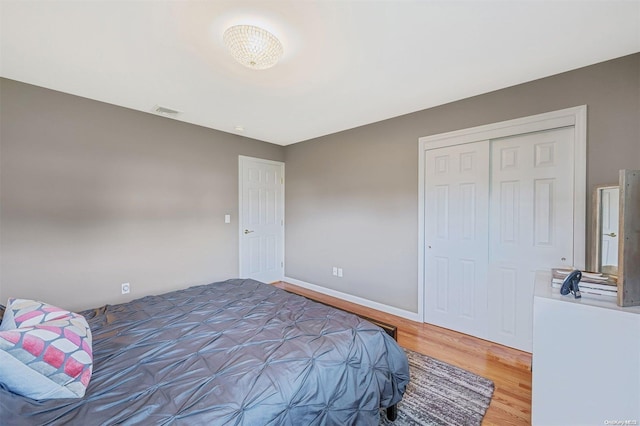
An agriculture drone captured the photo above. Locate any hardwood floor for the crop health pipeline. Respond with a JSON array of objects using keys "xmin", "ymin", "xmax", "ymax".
[{"xmin": 273, "ymin": 281, "xmax": 532, "ymax": 425}]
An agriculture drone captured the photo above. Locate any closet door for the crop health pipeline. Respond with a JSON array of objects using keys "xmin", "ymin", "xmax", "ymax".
[
  {"xmin": 488, "ymin": 127, "xmax": 575, "ymax": 351},
  {"xmin": 424, "ymin": 141, "xmax": 490, "ymax": 339}
]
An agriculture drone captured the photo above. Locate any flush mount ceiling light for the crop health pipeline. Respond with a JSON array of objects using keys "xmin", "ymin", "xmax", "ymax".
[{"xmin": 223, "ymin": 25, "xmax": 283, "ymax": 70}]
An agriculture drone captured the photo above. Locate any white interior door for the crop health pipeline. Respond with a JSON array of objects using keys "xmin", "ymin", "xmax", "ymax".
[
  {"xmin": 239, "ymin": 156, "xmax": 284, "ymax": 283},
  {"xmin": 424, "ymin": 141, "xmax": 490, "ymax": 339},
  {"xmin": 600, "ymin": 187, "xmax": 620, "ymax": 269},
  {"xmin": 488, "ymin": 127, "xmax": 575, "ymax": 351},
  {"xmin": 420, "ymin": 106, "xmax": 586, "ymax": 354}
]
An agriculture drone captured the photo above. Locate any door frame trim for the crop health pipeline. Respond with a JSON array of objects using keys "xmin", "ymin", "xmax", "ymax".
[
  {"xmin": 417, "ymin": 105, "xmax": 587, "ymax": 322},
  {"xmin": 238, "ymin": 155, "xmax": 285, "ymax": 281}
]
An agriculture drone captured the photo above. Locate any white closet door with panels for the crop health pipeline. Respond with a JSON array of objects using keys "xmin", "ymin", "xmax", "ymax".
[
  {"xmin": 424, "ymin": 141, "xmax": 490, "ymax": 339},
  {"xmin": 488, "ymin": 128, "xmax": 574, "ymax": 350},
  {"xmin": 419, "ymin": 106, "xmax": 586, "ymax": 353}
]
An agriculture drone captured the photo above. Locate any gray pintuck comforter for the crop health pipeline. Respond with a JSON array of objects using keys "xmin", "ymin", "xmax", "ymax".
[{"xmin": 1, "ymin": 279, "xmax": 409, "ymax": 425}]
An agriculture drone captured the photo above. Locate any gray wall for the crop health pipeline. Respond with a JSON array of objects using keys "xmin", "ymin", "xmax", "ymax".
[
  {"xmin": 0, "ymin": 78, "xmax": 284, "ymax": 311},
  {"xmin": 2, "ymin": 54, "xmax": 639, "ymax": 315},
  {"xmin": 285, "ymin": 53, "xmax": 640, "ymax": 313}
]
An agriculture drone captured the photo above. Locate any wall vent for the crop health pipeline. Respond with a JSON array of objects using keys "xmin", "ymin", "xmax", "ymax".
[{"xmin": 152, "ymin": 105, "xmax": 182, "ymax": 116}]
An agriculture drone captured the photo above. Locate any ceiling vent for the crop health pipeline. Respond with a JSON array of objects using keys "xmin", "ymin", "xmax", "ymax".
[{"xmin": 152, "ymin": 105, "xmax": 182, "ymax": 117}]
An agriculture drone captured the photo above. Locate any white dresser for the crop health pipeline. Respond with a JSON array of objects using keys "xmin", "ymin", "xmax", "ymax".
[{"xmin": 532, "ymin": 272, "xmax": 640, "ymax": 425}]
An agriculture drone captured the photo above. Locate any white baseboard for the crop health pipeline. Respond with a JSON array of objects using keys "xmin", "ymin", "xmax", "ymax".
[{"xmin": 282, "ymin": 276, "xmax": 420, "ymax": 322}]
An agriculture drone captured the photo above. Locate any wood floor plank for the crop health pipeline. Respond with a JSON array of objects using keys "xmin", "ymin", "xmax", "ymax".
[{"xmin": 273, "ymin": 281, "xmax": 532, "ymax": 425}]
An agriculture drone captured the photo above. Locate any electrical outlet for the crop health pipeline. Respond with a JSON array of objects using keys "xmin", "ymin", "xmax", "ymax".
[
  {"xmin": 121, "ymin": 283, "xmax": 130, "ymax": 294},
  {"xmin": 332, "ymin": 266, "xmax": 338, "ymax": 276},
  {"xmin": 337, "ymin": 268, "xmax": 343, "ymax": 278}
]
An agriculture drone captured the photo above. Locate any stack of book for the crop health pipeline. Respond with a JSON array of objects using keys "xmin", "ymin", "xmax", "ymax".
[{"xmin": 551, "ymin": 268, "xmax": 618, "ymax": 298}]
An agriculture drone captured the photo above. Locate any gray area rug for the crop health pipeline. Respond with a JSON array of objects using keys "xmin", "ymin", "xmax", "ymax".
[{"xmin": 380, "ymin": 349, "xmax": 495, "ymax": 426}]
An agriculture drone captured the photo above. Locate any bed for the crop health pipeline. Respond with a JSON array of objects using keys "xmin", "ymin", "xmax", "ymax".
[{"xmin": 1, "ymin": 279, "xmax": 409, "ymax": 425}]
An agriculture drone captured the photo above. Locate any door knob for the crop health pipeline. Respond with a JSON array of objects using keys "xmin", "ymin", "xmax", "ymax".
[
  {"xmin": 604, "ymin": 232, "xmax": 617, "ymax": 237},
  {"xmin": 244, "ymin": 229, "xmax": 254, "ymax": 234}
]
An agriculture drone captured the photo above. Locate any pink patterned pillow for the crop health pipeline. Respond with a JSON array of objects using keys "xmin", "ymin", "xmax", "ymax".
[{"xmin": 0, "ymin": 299, "xmax": 93, "ymax": 399}]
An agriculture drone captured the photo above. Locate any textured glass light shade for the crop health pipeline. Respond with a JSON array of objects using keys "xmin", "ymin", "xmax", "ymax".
[{"xmin": 223, "ymin": 25, "xmax": 283, "ymax": 70}]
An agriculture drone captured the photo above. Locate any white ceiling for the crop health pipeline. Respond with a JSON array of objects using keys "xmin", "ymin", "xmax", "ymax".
[{"xmin": 1, "ymin": 1, "xmax": 639, "ymax": 145}]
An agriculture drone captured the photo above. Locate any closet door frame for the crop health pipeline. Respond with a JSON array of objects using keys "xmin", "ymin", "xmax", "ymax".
[{"xmin": 417, "ymin": 105, "xmax": 587, "ymax": 323}]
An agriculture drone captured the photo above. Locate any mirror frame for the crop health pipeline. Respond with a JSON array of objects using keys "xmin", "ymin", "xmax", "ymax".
[{"xmin": 590, "ymin": 184, "xmax": 619, "ymax": 273}]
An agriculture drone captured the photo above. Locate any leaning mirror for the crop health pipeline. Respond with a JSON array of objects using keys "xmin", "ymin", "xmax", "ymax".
[{"xmin": 591, "ymin": 184, "xmax": 620, "ymax": 275}]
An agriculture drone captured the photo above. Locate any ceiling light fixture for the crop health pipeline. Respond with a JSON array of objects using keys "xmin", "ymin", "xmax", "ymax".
[{"xmin": 223, "ymin": 25, "xmax": 283, "ymax": 70}]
